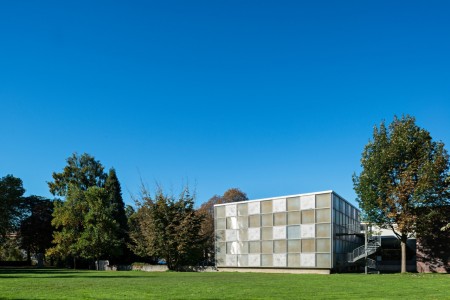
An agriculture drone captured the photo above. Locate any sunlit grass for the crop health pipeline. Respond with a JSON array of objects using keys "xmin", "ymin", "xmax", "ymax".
[{"xmin": 0, "ymin": 268, "xmax": 448, "ymax": 299}]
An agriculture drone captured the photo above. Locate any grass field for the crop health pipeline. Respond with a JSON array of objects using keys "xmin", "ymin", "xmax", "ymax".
[{"xmin": 0, "ymin": 268, "xmax": 448, "ymax": 299}]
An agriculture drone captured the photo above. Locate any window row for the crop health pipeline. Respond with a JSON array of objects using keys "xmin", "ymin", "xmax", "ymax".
[
  {"xmin": 217, "ymin": 238, "xmax": 331, "ymax": 255},
  {"xmin": 217, "ymin": 253, "xmax": 331, "ymax": 268},
  {"xmin": 216, "ymin": 209, "xmax": 332, "ymax": 230},
  {"xmin": 215, "ymin": 193, "xmax": 332, "ymax": 218},
  {"xmin": 216, "ymin": 224, "xmax": 331, "ymax": 242}
]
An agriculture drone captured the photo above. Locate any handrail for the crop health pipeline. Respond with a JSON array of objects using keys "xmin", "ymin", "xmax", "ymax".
[
  {"xmin": 366, "ymin": 258, "xmax": 377, "ymax": 269},
  {"xmin": 347, "ymin": 234, "xmax": 381, "ymax": 263}
]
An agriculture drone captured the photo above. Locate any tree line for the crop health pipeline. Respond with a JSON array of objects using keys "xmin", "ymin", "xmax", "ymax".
[
  {"xmin": 2, "ymin": 115, "xmax": 449, "ymax": 273},
  {"xmin": 0, "ymin": 153, "xmax": 246, "ymax": 270}
]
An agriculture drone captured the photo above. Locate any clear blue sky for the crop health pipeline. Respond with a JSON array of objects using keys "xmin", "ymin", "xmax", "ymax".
[{"xmin": 1, "ymin": 1, "xmax": 449, "ymax": 208}]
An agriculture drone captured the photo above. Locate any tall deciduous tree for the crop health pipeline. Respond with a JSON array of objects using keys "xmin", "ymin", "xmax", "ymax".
[
  {"xmin": 78, "ymin": 187, "xmax": 123, "ymax": 268},
  {"xmin": 48, "ymin": 153, "xmax": 107, "ymax": 197},
  {"xmin": 19, "ymin": 196, "xmax": 54, "ymax": 264},
  {"xmin": 0, "ymin": 175, "xmax": 25, "ymax": 241},
  {"xmin": 48, "ymin": 187, "xmax": 86, "ymax": 268},
  {"xmin": 130, "ymin": 186, "xmax": 205, "ymax": 270},
  {"xmin": 353, "ymin": 115, "xmax": 450, "ymax": 273}
]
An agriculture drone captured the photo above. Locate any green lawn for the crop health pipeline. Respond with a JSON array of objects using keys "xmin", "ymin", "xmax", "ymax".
[{"xmin": 0, "ymin": 268, "xmax": 448, "ymax": 299}]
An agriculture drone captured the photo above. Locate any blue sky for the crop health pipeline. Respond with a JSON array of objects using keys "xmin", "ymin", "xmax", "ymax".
[{"xmin": 1, "ymin": 1, "xmax": 449, "ymax": 207}]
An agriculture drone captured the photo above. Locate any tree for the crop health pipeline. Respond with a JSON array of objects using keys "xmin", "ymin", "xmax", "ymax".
[
  {"xmin": 222, "ymin": 188, "xmax": 248, "ymax": 203},
  {"xmin": 353, "ymin": 115, "xmax": 450, "ymax": 273},
  {"xmin": 104, "ymin": 168, "xmax": 129, "ymax": 263},
  {"xmin": 197, "ymin": 188, "xmax": 248, "ymax": 264},
  {"xmin": 0, "ymin": 175, "xmax": 25, "ymax": 241},
  {"xmin": 48, "ymin": 153, "xmax": 107, "ymax": 197},
  {"xmin": 77, "ymin": 187, "xmax": 123, "ymax": 268},
  {"xmin": 130, "ymin": 186, "xmax": 205, "ymax": 270},
  {"xmin": 47, "ymin": 187, "xmax": 87, "ymax": 268},
  {"xmin": 19, "ymin": 196, "xmax": 54, "ymax": 264}
]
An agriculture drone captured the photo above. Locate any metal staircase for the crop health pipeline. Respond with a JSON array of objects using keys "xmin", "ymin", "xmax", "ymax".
[{"xmin": 347, "ymin": 228, "xmax": 381, "ymax": 274}]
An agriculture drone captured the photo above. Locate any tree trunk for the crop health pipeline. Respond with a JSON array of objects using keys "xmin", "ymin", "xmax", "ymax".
[
  {"xmin": 73, "ymin": 257, "xmax": 77, "ymax": 270},
  {"xmin": 400, "ymin": 234, "xmax": 407, "ymax": 273}
]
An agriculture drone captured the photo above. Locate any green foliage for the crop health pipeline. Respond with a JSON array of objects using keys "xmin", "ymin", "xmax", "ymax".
[
  {"xmin": 0, "ymin": 175, "xmax": 25, "ymax": 240},
  {"xmin": 19, "ymin": 196, "xmax": 54, "ymax": 260},
  {"xmin": 47, "ymin": 154, "xmax": 129, "ymax": 267},
  {"xmin": 0, "ymin": 269, "xmax": 449, "ymax": 299},
  {"xmin": 48, "ymin": 153, "xmax": 107, "ymax": 197},
  {"xmin": 77, "ymin": 187, "xmax": 123, "ymax": 262},
  {"xmin": 130, "ymin": 186, "xmax": 205, "ymax": 270},
  {"xmin": 48, "ymin": 187, "xmax": 87, "ymax": 260},
  {"xmin": 353, "ymin": 115, "xmax": 450, "ymax": 233},
  {"xmin": 104, "ymin": 168, "xmax": 129, "ymax": 263},
  {"xmin": 0, "ymin": 236, "xmax": 24, "ymax": 261},
  {"xmin": 353, "ymin": 115, "xmax": 450, "ymax": 272}
]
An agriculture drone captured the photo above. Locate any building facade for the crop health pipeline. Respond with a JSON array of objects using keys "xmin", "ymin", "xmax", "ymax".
[{"xmin": 214, "ymin": 191, "xmax": 362, "ymax": 273}]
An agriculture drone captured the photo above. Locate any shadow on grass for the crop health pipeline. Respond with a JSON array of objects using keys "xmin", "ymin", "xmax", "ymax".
[{"xmin": 0, "ymin": 268, "xmax": 153, "ymax": 278}]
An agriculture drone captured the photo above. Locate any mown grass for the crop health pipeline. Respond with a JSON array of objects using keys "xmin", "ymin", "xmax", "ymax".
[{"xmin": 0, "ymin": 268, "xmax": 448, "ymax": 299}]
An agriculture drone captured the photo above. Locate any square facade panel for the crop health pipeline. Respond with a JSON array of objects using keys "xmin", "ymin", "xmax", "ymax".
[
  {"xmin": 316, "ymin": 224, "xmax": 330, "ymax": 238},
  {"xmin": 226, "ymin": 204, "xmax": 237, "ymax": 217},
  {"xmin": 239, "ymin": 241, "xmax": 249, "ymax": 254},
  {"xmin": 273, "ymin": 198, "xmax": 286, "ymax": 212},
  {"xmin": 216, "ymin": 242, "xmax": 226, "ymax": 255},
  {"xmin": 273, "ymin": 226, "xmax": 286, "ymax": 240},
  {"xmin": 301, "ymin": 239, "xmax": 315, "ymax": 252},
  {"xmin": 216, "ymin": 230, "xmax": 225, "ymax": 242},
  {"xmin": 301, "ymin": 253, "xmax": 315, "ymax": 267},
  {"xmin": 238, "ymin": 254, "xmax": 248, "ymax": 267},
  {"xmin": 237, "ymin": 230, "xmax": 248, "ymax": 242},
  {"xmin": 226, "ymin": 255, "xmax": 238, "ymax": 267},
  {"xmin": 316, "ymin": 253, "xmax": 331, "ymax": 268},
  {"xmin": 215, "ymin": 206, "xmax": 226, "ymax": 218},
  {"xmin": 287, "ymin": 211, "xmax": 301, "ymax": 225},
  {"xmin": 316, "ymin": 209, "xmax": 331, "ymax": 223},
  {"xmin": 249, "ymin": 215, "xmax": 260, "ymax": 228},
  {"xmin": 287, "ymin": 240, "xmax": 301, "ymax": 253},
  {"xmin": 316, "ymin": 239, "xmax": 331, "ymax": 253},
  {"xmin": 274, "ymin": 240, "xmax": 286, "ymax": 253},
  {"xmin": 261, "ymin": 254, "xmax": 273, "ymax": 267},
  {"xmin": 288, "ymin": 253, "xmax": 300, "ymax": 267},
  {"xmin": 226, "ymin": 229, "xmax": 237, "ymax": 241},
  {"xmin": 261, "ymin": 241, "xmax": 273, "ymax": 254},
  {"xmin": 316, "ymin": 193, "xmax": 331, "ymax": 208},
  {"xmin": 301, "ymin": 210, "xmax": 315, "ymax": 224},
  {"xmin": 238, "ymin": 216, "xmax": 248, "ymax": 229},
  {"xmin": 248, "ymin": 201, "xmax": 260, "ymax": 215},
  {"xmin": 273, "ymin": 253, "xmax": 287, "ymax": 267},
  {"xmin": 261, "ymin": 214, "xmax": 273, "ymax": 227},
  {"xmin": 301, "ymin": 224, "xmax": 315, "ymax": 238},
  {"xmin": 227, "ymin": 241, "xmax": 239, "ymax": 254},
  {"xmin": 287, "ymin": 225, "xmax": 301, "ymax": 239},
  {"xmin": 249, "ymin": 241, "xmax": 261, "ymax": 253},
  {"xmin": 300, "ymin": 195, "xmax": 315, "ymax": 210},
  {"xmin": 238, "ymin": 203, "xmax": 248, "ymax": 216},
  {"xmin": 287, "ymin": 197, "xmax": 300, "ymax": 211},
  {"xmin": 248, "ymin": 228, "xmax": 260, "ymax": 241},
  {"xmin": 248, "ymin": 254, "xmax": 260, "ymax": 267},
  {"xmin": 261, "ymin": 227, "xmax": 273, "ymax": 240},
  {"xmin": 216, "ymin": 218, "xmax": 226, "ymax": 230},
  {"xmin": 261, "ymin": 200, "xmax": 273, "ymax": 214},
  {"xmin": 227, "ymin": 217, "xmax": 238, "ymax": 229},
  {"xmin": 274, "ymin": 213, "xmax": 286, "ymax": 226}
]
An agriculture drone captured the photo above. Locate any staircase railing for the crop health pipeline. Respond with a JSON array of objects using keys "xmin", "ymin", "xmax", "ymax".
[{"xmin": 347, "ymin": 233, "xmax": 381, "ymax": 263}]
